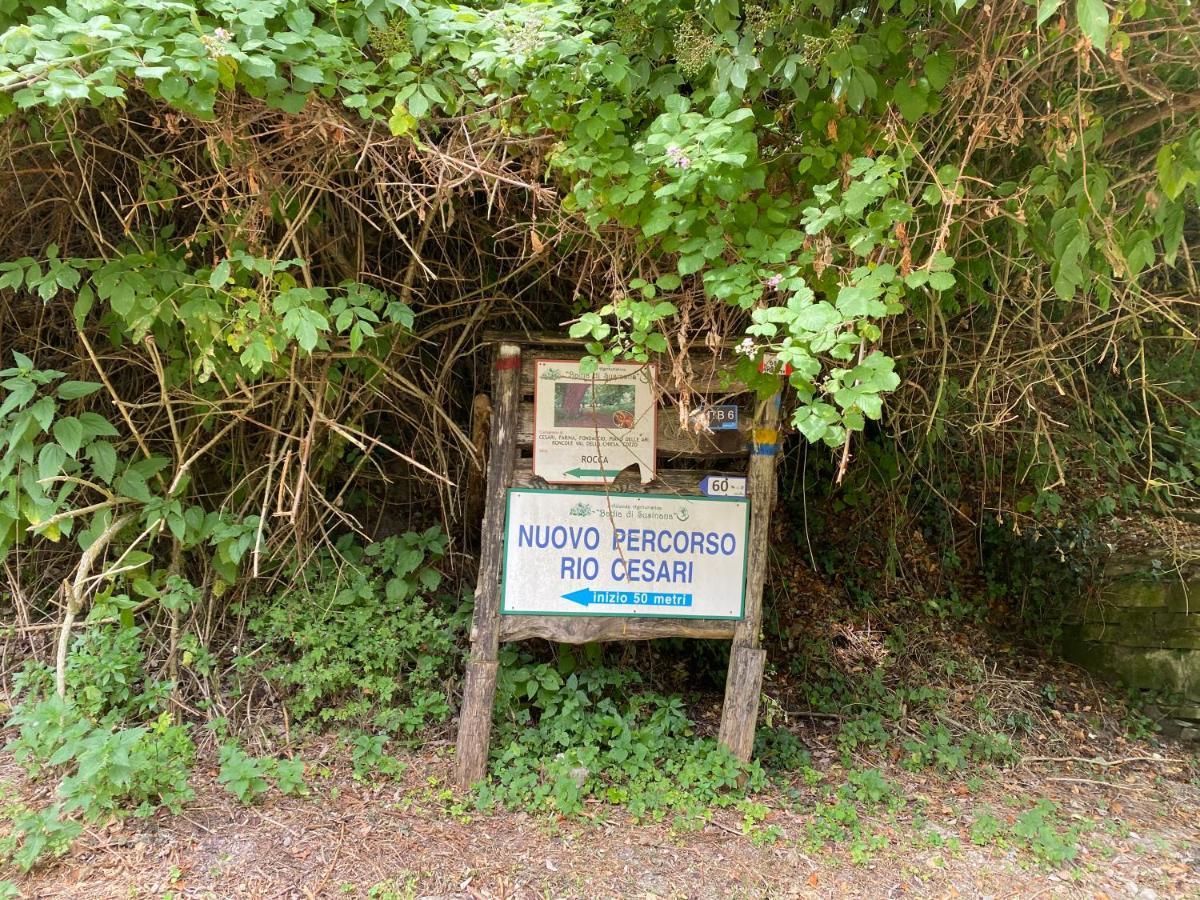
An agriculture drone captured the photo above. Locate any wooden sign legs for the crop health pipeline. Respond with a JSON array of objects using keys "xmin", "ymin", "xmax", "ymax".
[
  {"xmin": 456, "ymin": 343, "xmax": 522, "ymax": 790},
  {"xmin": 717, "ymin": 394, "xmax": 780, "ymax": 759},
  {"xmin": 455, "ymin": 340, "xmax": 781, "ymax": 791}
]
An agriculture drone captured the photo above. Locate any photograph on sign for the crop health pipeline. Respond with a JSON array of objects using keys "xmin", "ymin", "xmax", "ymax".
[
  {"xmin": 501, "ymin": 489, "xmax": 749, "ymax": 619},
  {"xmin": 533, "ymin": 360, "xmax": 656, "ymax": 484}
]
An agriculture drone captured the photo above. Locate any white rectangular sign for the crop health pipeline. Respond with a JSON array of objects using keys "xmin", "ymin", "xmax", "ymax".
[
  {"xmin": 699, "ymin": 475, "xmax": 747, "ymax": 498},
  {"xmin": 533, "ymin": 360, "xmax": 656, "ymax": 484},
  {"xmin": 501, "ymin": 489, "xmax": 749, "ymax": 619}
]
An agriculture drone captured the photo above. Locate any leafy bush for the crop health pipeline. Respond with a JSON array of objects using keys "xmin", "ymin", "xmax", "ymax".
[
  {"xmin": 969, "ymin": 801, "xmax": 1084, "ymax": 867},
  {"xmin": 3, "ymin": 697, "xmax": 194, "ymax": 870},
  {"xmin": 217, "ymin": 745, "xmax": 307, "ymax": 804},
  {"xmin": 1012, "ymin": 800, "xmax": 1083, "ymax": 866},
  {"xmin": 753, "ymin": 725, "xmax": 812, "ymax": 774},
  {"xmin": 0, "ymin": 805, "xmax": 82, "ymax": 873},
  {"xmin": 845, "ymin": 768, "xmax": 899, "ymax": 807},
  {"xmin": 2, "ymin": 620, "xmax": 195, "ymax": 871},
  {"xmin": 348, "ymin": 732, "xmax": 407, "ymax": 781},
  {"xmin": 7, "ymin": 698, "xmax": 195, "ymax": 817},
  {"xmin": 477, "ymin": 648, "xmax": 763, "ymax": 820},
  {"xmin": 247, "ymin": 528, "xmax": 465, "ymax": 735},
  {"xmin": 64, "ymin": 625, "xmax": 171, "ymax": 722}
]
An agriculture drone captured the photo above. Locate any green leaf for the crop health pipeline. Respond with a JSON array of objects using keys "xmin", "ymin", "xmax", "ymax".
[
  {"xmin": 792, "ymin": 302, "xmax": 840, "ymax": 332},
  {"xmin": 0, "ymin": 379, "xmax": 34, "ymax": 418},
  {"xmin": 645, "ymin": 332, "xmax": 668, "ymax": 352},
  {"xmin": 158, "ymin": 73, "xmax": 188, "ymax": 102},
  {"xmin": 1076, "ymin": 0, "xmax": 1110, "ymax": 49},
  {"xmin": 116, "ymin": 468, "xmax": 152, "ymax": 503},
  {"xmin": 927, "ymin": 271, "xmax": 956, "ymax": 291},
  {"xmin": 53, "ymin": 417, "xmax": 84, "ymax": 457},
  {"xmin": 78, "ymin": 412, "xmax": 118, "ymax": 438},
  {"xmin": 209, "ymin": 260, "xmax": 231, "ymax": 289},
  {"xmin": 1123, "ymin": 230, "xmax": 1155, "ymax": 278},
  {"xmin": 892, "ymin": 80, "xmax": 927, "ymax": 123},
  {"xmin": 291, "ymin": 64, "xmax": 325, "ymax": 85},
  {"xmin": 88, "ymin": 441, "xmax": 117, "ymax": 483},
  {"xmin": 388, "ymin": 102, "xmax": 416, "ymax": 137},
  {"xmin": 835, "ymin": 283, "xmax": 887, "ymax": 318},
  {"xmin": 56, "ymin": 381, "xmax": 102, "ymax": 400},
  {"xmin": 38, "ymin": 443, "xmax": 66, "ymax": 482},
  {"xmin": 642, "ymin": 206, "xmax": 675, "ymax": 237},
  {"xmin": 28, "ymin": 396, "xmax": 56, "ymax": 432},
  {"xmin": 1037, "ymin": 0, "xmax": 1064, "ymax": 26},
  {"xmin": 923, "ymin": 53, "xmax": 954, "ymax": 91}
]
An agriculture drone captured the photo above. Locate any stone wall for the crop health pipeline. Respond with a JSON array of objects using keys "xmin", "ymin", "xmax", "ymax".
[{"xmin": 1062, "ymin": 552, "xmax": 1200, "ymax": 740}]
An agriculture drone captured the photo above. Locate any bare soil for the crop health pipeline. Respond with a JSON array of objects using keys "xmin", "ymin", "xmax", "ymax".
[{"xmin": 5, "ymin": 723, "xmax": 1198, "ymax": 900}]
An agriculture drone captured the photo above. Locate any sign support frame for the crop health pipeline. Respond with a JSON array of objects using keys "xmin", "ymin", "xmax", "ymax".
[{"xmin": 455, "ymin": 340, "xmax": 782, "ymax": 791}]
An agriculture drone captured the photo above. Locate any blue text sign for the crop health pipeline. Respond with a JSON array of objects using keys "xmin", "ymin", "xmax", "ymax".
[{"xmin": 501, "ymin": 489, "xmax": 749, "ymax": 619}]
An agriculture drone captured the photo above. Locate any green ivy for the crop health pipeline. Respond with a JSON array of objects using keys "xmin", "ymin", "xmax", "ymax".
[
  {"xmin": 1, "ymin": 0, "xmax": 1192, "ymax": 446},
  {"xmin": 247, "ymin": 528, "xmax": 466, "ymax": 735},
  {"xmin": 477, "ymin": 649, "xmax": 764, "ymax": 820}
]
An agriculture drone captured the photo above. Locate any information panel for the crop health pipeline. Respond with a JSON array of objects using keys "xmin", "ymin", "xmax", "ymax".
[
  {"xmin": 532, "ymin": 360, "xmax": 656, "ymax": 484},
  {"xmin": 500, "ymin": 489, "xmax": 749, "ymax": 619}
]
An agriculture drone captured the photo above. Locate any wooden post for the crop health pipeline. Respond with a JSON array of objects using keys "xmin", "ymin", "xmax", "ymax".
[
  {"xmin": 718, "ymin": 645, "xmax": 767, "ymax": 760},
  {"xmin": 718, "ymin": 387, "xmax": 781, "ymax": 760},
  {"xmin": 455, "ymin": 343, "xmax": 521, "ymax": 790}
]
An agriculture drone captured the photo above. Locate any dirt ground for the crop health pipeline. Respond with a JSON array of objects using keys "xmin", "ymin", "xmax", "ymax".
[{"xmin": 5, "ymin": 723, "xmax": 1198, "ymax": 900}]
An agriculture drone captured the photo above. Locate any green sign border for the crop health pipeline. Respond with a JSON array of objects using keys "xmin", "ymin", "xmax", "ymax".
[{"xmin": 500, "ymin": 487, "xmax": 750, "ymax": 620}]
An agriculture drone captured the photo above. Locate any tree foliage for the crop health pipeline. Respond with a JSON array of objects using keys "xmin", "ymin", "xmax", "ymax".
[{"xmin": 1, "ymin": 0, "xmax": 1195, "ymax": 442}]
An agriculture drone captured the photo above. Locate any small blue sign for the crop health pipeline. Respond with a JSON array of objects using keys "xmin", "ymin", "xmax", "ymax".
[
  {"xmin": 699, "ymin": 475, "xmax": 747, "ymax": 498},
  {"xmin": 706, "ymin": 404, "xmax": 740, "ymax": 430},
  {"xmin": 563, "ymin": 588, "xmax": 694, "ymax": 608}
]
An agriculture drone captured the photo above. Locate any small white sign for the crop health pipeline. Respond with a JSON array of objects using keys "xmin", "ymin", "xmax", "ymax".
[
  {"xmin": 533, "ymin": 360, "xmax": 656, "ymax": 484},
  {"xmin": 501, "ymin": 489, "xmax": 749, "ymax": 619},
  {"xmin": 699, "ymin": 475, "xmax": 747, "ymax": 498}
]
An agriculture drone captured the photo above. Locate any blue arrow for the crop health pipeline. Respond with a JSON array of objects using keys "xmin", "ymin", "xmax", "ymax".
[{"xmin": 562, "ymin": 588, "xmax": 693, "ymax": 608}]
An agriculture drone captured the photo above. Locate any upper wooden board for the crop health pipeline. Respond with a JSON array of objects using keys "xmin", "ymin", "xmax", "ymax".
[{"xmin": 517, "ymin": 354, "xmax": 748, "ymax": 397}]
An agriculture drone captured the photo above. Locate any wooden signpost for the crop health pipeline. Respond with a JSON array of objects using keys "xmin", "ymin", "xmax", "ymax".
[{"xmin": 455, "ymin": 336, "xmax": 781, "ymax": 790}]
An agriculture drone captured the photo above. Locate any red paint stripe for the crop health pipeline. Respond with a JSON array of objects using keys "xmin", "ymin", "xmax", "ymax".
[{"xmin": 495, "ymin": 355, "xmax": 521, "ymax": 371}]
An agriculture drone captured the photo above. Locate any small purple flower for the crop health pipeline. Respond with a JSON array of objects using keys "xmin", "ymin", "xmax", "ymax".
[
  {"xmin": 666, "ymin": 144, "xmax": 692, "ymax": 169},
  {"xmin": 765, "ymin": 273, "xmax": 783, "ymax": 289}
]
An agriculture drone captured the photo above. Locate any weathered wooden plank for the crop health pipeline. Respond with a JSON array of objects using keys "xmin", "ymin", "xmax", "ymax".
[
  {"xmin": 718, "ymin": 387, "xmax": 781, "ymax": 761},
  {"xmin": 461, "ymin": 394, "xmax": 492, "ymax": 553},
  {"xmin": 515, "ymin": 403, "xmax": 749, "ymax": 458},
  {"xmin": 732, "ymin": 393, "xmax": 781, "ymax": 648},
  {"xmin": 499, "ymin": 615, "xmax": 736, "ymax": 644},
  {"xmin": 518, "ymin": 354, "xmax": 747, "ymax": 397},
  {"xmin": 485, "ymin": 330, "xmax": 740, "ymax": 349},
  {"xmin": 455, "ymin": 659, "xmax": 498, "ymax": 788},
  {"xmin": 510, "ymin": 459, "xmax": 735, "ymax": 496},
  {"xmin": 455, "ymin": 343, "xmax": 522, "ymax": 791},
  {"xmin": 717, "ymin": 645, "xmax": 767, "ymax": 761}
]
